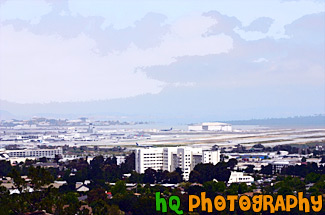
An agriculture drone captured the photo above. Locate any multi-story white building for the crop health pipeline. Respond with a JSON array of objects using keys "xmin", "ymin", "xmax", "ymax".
[
  {"xmin": 135, "ymin": 148, "xmax": 165, "ymax": 173},
  {"xmin": 5, "ymin": 148, "xmax": 63, "ymax": 158},
  {"xmin": 135, "ymin": 147, "xmax": 220, "ymax": 181},
  {"xmin": 203, "ymin": 150, "xmax": 221, "ymax": 164},
  {"xmin": 271, "ymin": 161, "xmax": 291, "ymax": 174}
]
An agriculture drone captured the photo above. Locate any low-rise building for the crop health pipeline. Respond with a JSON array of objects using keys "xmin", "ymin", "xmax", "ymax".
[
  {"xmin": 228, "ymin": 171, "xmax": 254, "ymax": 185},
  {"xmin": 5, "ymin": 148, "xmax": 63, "ymax": 158}
]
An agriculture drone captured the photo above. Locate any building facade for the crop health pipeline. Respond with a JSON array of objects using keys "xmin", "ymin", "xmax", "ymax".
[
  {"xmin": 5, "ymin": 148, "xmax": 63, "ymax": 158},
  {"xmin": 135, "ymin": 147, "xmax": 220, "ymax": 181}
]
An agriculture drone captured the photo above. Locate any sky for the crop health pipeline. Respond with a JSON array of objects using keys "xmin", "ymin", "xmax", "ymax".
[{"xmin": 0, "ymin": 0, "xmax": 324, "ymax": 122}]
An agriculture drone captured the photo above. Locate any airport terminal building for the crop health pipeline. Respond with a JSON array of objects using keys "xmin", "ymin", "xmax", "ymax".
[{"xmin": 188, "ymin": 122, "xmax": 232, "ymax": 132}]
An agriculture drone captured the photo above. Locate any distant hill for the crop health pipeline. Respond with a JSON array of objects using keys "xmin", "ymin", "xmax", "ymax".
[
  {"xmin": 0, "ymin": 110, "xmax": 16, "ymax": 120},
  {"xmin": 0, "ymin": 99, "xmax": 324, "ymax": 125},
  {"xmin": 225, "ymin": 115, "xmax": 325, "ymax": 127}
]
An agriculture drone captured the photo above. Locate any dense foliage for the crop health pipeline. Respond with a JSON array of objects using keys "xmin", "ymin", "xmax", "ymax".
[{"xmin": 0, "ymin": 154, "xmax": 324, "ymax": 214}]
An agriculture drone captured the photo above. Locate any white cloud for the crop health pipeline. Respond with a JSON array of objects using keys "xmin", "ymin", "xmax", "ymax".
[
  {"xmin": 68, "ymin": 0, "xmax": 324, "ymax": 39},
  {"xmin": 170, "ymin": 82, "xmax": 196, "ymax": 87},
  {"xmin": 0, "ymin": 15, "xmax": 232, "ymax": 103},
  {"xmin": 0, "ymin": 0, "xmax": 51, "ymax": 24},
  {"xmin": 253, "ymin": 58, "xmax": 269, "ymax": 63},
  {"xmin": 234, "ymin": 1, "xmax": 324, "ymax": 40}
]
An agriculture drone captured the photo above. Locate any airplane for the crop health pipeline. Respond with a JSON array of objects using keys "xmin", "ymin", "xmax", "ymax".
[
  {"xmin": 136, "ymin": 142, "xmax": 154, "ymax": 148},
  {"xmin": 160, "ymin": 127, "xmax": 173, "ymax": 132}
]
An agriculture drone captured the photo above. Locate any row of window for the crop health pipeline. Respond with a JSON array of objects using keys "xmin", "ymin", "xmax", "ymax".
[
  {"xmin": 239, "ymin": 177, "xmax": 252, "ymax": 181},
  {"xmin": 143, "ymin": 156, "xmax": 163, "ymax": 159},
  {"xmin": 9, "ymin": 150, "xmax": 61, "ymax": 157}
]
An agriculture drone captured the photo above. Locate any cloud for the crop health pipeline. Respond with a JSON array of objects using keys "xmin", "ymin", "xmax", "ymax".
[
  {"xmin": 0, "ymin": 0, "xmax": 51, "ymax": 24},
  {"xmin": 0, "ymin": 0, "xmax": 324, "ymax": 120},
  {"xmin": 231, "ymin": 0, "xmax": 325, "ymax": 40},
  {"xmin": 0, "ymin": 26, "xmax": 163, "ymax": 103},
  {"xmin": 2, "ymin": 10, "xmax": 169, "ymax": 53},
  {"xmin": 242, "ymin": 17, "xmax": 274, "ymax": 33},
  {"xmin": 66, "ymin": 0, "xmax": 324, "ymax": 40},
  {"xmin": 253, "ymin": 58, "xmax": 269, "ymax": 63},
  {"xmin": 0, "ymin": 14, "xmax": 232, "ymax": 103},
  {"xmin": 145, "ymin": 12, "xmax": 324, "ymax": 89}
]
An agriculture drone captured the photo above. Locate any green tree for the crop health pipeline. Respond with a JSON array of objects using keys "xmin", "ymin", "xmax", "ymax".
[
  {"xmin": 88, "ymin": 188, "xmax": 107, "ymax": 203},
  {"xmin": 111, "ymin": 180, "xmax": 127, "ymax": 196},
  {"xmin": 245, "ymin": 165, "xmax": 255, "ymax": 173},
  {"xmin": 227, "ymin": 158, "xmax": 238, "ymax": 169},
  {"xmin": 91, "ymin": 200, "xmax": 124, "ymax": 215},
  {"xmin": 28, "ymin": 166, "xmax": 54, "ymax": 190},
  {"xmin": 143, "ymin": 168, "xmax": 156, "ymax": 184},
  {"xmin": 238, "ymin": 182, "xmax": 248, "ymax": 194},
  {"xmin": 0, "ymin": 160, "xmax": 12, "ymax": 176},
  {"xmin": 260, "ymin": 164, "xmax": 273, "ymax": 175},
  {"xmin": 9, "ymin": 168, "xmax": 26, "ymax": 193},
  {"xmin": 305, "ymin": 172, "xmax": 320, "ymax": 183}
]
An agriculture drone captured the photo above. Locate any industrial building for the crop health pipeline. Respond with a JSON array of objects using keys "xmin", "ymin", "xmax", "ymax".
[
  {"xmin": 188, "ymin": 122, "xmax": 232, "ymax": 132},
  {"xmin": 135, "ymin": 147, "xmax": 220, "ymax": 180}
]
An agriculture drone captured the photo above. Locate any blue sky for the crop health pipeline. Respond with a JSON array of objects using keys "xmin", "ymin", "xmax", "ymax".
[{"xmin": 0, "ymin": 0, "xmax": 324, "ymax": 121}]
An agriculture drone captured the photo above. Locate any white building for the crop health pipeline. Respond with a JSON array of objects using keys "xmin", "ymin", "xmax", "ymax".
[
  {"xmin": 5, "ymin": 148, "xmax": 63, "ymax": 158},
  {"xmin": 135, "ymin": 147, "xmax": 220, "ymax": 181},
  {"xmin": 271, "ymin": 161, "xmax": 291, "ymax": 174},
  {"xmin": 135, "ymin": 148, "xmax": 165, "ymax": 174},
  {"xmin": 0, "ymin": 148, "xmax": 9, "ymax": 160},
  {"xmin": 188, "ymin": 122, "xmax": 232, "ymax": 132},
  {"xmin": 203, "ymin": 150, "xmax": 221, "ymax": 164},
  {"xmin": 76, "ymin": 184, "xmax": 90, "ymax": 192},
  {"xmin": 116, "ymin": 155, "xmax": 126, "ymax": 165},
  {"xmin": 228, "ymin": 171, "xmax": 254, "ymax": 185}
]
